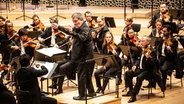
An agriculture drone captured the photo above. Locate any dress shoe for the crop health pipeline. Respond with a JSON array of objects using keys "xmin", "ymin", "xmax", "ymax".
[
  {"xmin": 128, "ymin": 95, "xmax": 136, "ymax": 103},
  {"xmin": 96, "ymin": 87, "xmax": 102, "ymax": 93},
  {"xmin": 73, "ymin": 96, "xmax": 85, "ymax": 100},
  {"xmin": 54, "ymin": 88, "xmax": 63, "ymax": 95},
  {"xmin": 87, "ymin": 93, "xmax": 96, "ymax": 97},
  {"xmin": 48, "ymin": 84, "xmax": 57, "ymax": 89},
  {"xmin": 122, "ymin": 91, "xmax": 132, "ymax": 96}
]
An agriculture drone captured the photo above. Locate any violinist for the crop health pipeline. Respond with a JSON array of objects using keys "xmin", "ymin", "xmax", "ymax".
[
  {"xmin": 121, "ymin": 16, "xmax": 134, "ymax": 41},
  {"xmin": 124, "ymin": 36, "xmax": 165, "ymax": 103},
  {"xmin": 31, "ymin": 14, "xmax": 45, "ymax": 32},
  {"xmin": 84, "ymin": 11, "xmax": 96, "ymax": 29},
  {"xmin": 94, "ymin": 32, "xmax": 122, "ymax": 94},
  {"xmin": 149, "ymin": 19, "xmax": 163, "ymax": 38},
  {"xmin": 38, "ymin": 17, "xmax": 69, "ymax": 47},
  {"xmin": 9, "ymin": 28, "xmax": 40, "ymax": 58},
  {"xmin": 92, "ymin": 16, "xmax": 109, "ymax": 52},
  {"xmin": 119, "ymin": 28, "xmax": 141, "ymax": 71},
  {"xmin": 158, "ymin": 25, "xmax": 183, "ymax": 88},
  {"xmin": 148, "ymin": 2, "xmax": 173, "ymax": 29}
]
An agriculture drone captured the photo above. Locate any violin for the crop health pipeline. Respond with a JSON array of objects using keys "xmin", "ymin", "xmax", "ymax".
[
  {"xmin": 53, "ymin": 29, "xmax": 65, "ymax": 38},
  {"xmin": 164, "ymin": 37, "xmax": 173, "ymax": 46},
  {"xmin": 0, "ymin": 64, "xmax": 9, "ymax": 72},
  {"xmin": 129, "ymin": 36, "xmax": 140, "ymax": 46},
  {"xmin": 107, "ymin": 42, "xmax": 117, "ymax": 54},
  {"xmin": 7, "ymin": 30, "xmax": 19, "ymax": 40},
  {"xmin": 32, "ymin": 21, "xmax": 45, "ymax": 31},
  {"xmin": 88, "ymin": 19, "xmax": 96, "ymax": 28},
  {"xmin": 142, "ymin": 45, "xmax": 152, "ymax": 58},
  {"xmin": 161, "ymin": 10, "xmax": 170, "ymax": 22},
  {"xmin": 23, "ymin": 37, "xmax": 40, "ymax": 48}
]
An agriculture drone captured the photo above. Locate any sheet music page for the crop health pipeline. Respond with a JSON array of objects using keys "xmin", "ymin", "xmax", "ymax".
[
  {"xmin": 36, "ymin": 47, "xmax": 66, "ymax": 57},
  {"xmin": 32, "ymin": 61, "xmax": 58, "ymax": 78}
]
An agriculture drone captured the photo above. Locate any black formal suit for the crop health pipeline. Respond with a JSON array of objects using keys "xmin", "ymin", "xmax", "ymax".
[
  {"xmin": 93, "ymin": 25, "xmax": 109, "ymax": 52},
  {"xmin": 149, "ymin": 11, "xmax": 173, "ymax": 28},
  {"xmin": 15, "ymin": 66, "xmax": 47, "ymax": 104},
  {"xmin": 125, "ymin": 46, "xmax": 165, "ymax": 94},
  {"xmin": 39, "ymin": 26, "xmax": 69, "ymax": 47},
  {"xmin": 0, "ymin": 79, "xmax": 16, "ymax": 104},
  {"xmin": 158, "ymin": 37, "xmax": 179, "ymax": 87},
  {"xmin": 60, "ymin": 22, "xmax": 95, "ymax": 97}
]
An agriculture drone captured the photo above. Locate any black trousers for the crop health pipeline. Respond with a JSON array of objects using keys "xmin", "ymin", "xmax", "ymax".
[
  {"xmin": 94, "ymin": 66, "xmax": 120, "ymax": 91},
  {"xmin": 77, "ymin": 61, "xmax": 95, "ymax": 97}
]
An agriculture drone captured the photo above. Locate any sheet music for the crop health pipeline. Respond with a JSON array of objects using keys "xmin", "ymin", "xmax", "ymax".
[
  {"xmin": 36, "ymin": 47, "xmax": 66, "ymax": 57},
  {"xmin": 32, "ymin": 61, "xmax": 58, "ymax": 78}
]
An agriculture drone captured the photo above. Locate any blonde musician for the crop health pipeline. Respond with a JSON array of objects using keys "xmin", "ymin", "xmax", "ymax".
[
  {"xmin": 148, "ymin": 2, "xmax": 173, "ymax": 28},
  {"xmin": 94, "ymin": 32, "xmax": 121, "ymax": 94},
  {"xmin": 84, "ymin": 11, "xmax": 96, "ymax": 29},
  {"xmin": 38, "ymin": 18, "xmax": 69, "ymax": 47},
  {"xmin": 92, "ymin": 16, "xmax": 109, "ymax": 52}
]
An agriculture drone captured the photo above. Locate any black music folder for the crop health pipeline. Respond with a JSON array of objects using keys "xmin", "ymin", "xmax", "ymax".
[
  {"xmin": 27, "ymin": 31, "xmax": 42, "ymax": 39},
  {"xmin": 93, "ymin": 53, "xmax": 118, "ymax": 67}
]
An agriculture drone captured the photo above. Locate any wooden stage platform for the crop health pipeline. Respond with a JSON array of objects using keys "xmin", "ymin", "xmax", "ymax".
[{"xmin": 1, "ymin": 3, "xmax": 184, "ymax": 104}]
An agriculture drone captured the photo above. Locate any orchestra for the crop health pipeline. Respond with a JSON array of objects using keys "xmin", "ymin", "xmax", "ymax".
[{"xmin": 0, "ymin": 1, "xmax": 184, "ymax": 104}]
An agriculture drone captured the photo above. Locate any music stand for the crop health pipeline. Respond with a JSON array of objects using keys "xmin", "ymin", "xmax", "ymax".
[
  {"xmin": 15, "ymin": 0, "xmax": 32, "ymax": 21},
  {"xmin": 150, "ymin": 37, "xmax": 162, "ymax": 47},
  {"xmin": 49, "ymin": 0, "xmax": 66, "ymax": 19},
  {"xmin": 105, "ymin": 17, "xmax": 116, "ymax": 28}
]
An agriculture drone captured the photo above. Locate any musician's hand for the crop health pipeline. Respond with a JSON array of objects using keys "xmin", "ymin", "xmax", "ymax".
[
  {"xmin": 132, "ymin": 65, "xmax": 136, "ymax": 72},
  {"xmin": 103, "ymin": 66, "xmax": 106, "ymax": 70},
  {"xmin": 35, "ymin": 43, "xmax": 40, "ymax": 50},
  {"xmin": 54, "ymin": 44, "xmax": 59, "ymax": 48},
  {"xmin": 123, "ymin": 55, "xmax": 128, "ymax": 61},
  {"xmin": 11, "ymin": 46, "xmax": 19, "ymax": 50},
  {"xmin": 38, "ymin": 37, "xmax": 44, "ymax": 43},
  {"xmin": 166, "ymin": 46, "xmax": 172, "ymax": 51},
  {"xmin": 91, "ymin": 31, "xmax": 96, "ymax": 39},
  {"xmin": 68, "ymin": 27, "xmax": 73, "ymax": 34}
]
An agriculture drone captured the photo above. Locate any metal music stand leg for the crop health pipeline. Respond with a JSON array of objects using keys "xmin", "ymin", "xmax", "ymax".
[
  {"xmin": 49, "ymin": 0, "xmax": 66, "ymax": 19},
  {"xmin": 15, "ymin": 0, "xmax": 32, "ymax": 21}
]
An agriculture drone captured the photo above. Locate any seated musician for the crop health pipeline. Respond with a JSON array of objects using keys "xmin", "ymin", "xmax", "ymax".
[
  {"xmin": 118, "ymin": 28, "xmax": 141, "ymax": 86},
  {"xmin": 158, "ymin": 25, "xmax": 183, "ymax": 89},
  {"xmin": 125, "ymin": 36, "xmax": 165, "ymax": 103},
  {"xmin": 9, "ymin": 28, "xmax": 40, "ymax": 58},
  {"xmin": 149, "ymin": 19, "xmax": 163, "ymax": 38},
  {"xmin": 38, "ymin": 17, "xmax": 69, "ymax": 47},
  {"xmin": 92, "ymin": 16, "xmax": 109, "ymax": 52},
  {"xmin": 121, "ymin": 16, "xmax": 134, "ymax": 40},
  {"xmin": 94, "ymin": 31, "xmax": 121, "ymax": 94},
  {"xmin": 14, "ymin": 54, "xmax": 57, "ymax": 104},
  {"xmin": 84, "ymin": 11, "xmax": 96, "ymax": 29}
]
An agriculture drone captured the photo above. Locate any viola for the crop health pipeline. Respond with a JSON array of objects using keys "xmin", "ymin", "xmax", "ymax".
[
  {"xmin": 164, "ymin": 37, "xmax": 173, "ymax": 47},
  {"xmin": 88, "ymin": 19, "xmax": 96, "ymax": 28},
  {"xmin": 33, "ymin": 21, "xmax": 45, "ymax": 31}
]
